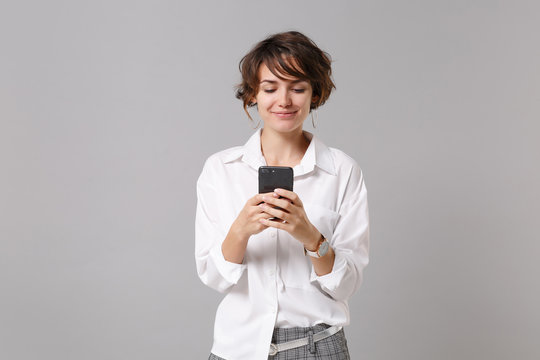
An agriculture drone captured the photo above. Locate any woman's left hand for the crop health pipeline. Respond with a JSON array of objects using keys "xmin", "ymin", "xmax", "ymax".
[{"xmin": 258, "ymin": 188, "xmax": 321, "ymax": 250}]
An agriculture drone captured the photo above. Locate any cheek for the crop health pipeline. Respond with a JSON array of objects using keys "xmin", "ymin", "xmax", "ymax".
[
  {"xmin": 302, "ymin": 95, "xmax": 313, "ymax": 109},
  {"xmin": 255, "ymin": 93, "xmax": 271, "ymax": 107}
]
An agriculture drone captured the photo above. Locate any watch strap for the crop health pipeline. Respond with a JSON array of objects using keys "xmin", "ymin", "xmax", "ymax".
[{"xmin": 304, "ymin": 234, "xmax": 327, "ymax": 258}]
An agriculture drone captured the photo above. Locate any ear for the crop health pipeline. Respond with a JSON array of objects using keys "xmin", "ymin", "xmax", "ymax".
[{"xmin": 311, "ymin": 94, "xmax": 320, "ymax": 104}]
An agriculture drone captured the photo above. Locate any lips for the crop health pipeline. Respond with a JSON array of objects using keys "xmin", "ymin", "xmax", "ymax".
[{"xmin": 272, "ymin": 111, "xmax": 298, "ymax": 118}]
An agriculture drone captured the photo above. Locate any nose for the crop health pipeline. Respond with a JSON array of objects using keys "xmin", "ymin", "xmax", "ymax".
[{"xmin": 278, "ymin": 89, "xmax": 292, "ymax": 107}]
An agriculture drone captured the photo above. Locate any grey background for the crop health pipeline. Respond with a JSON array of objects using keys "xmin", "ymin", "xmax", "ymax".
[{"xmin": 1, "ymin": 0, "xmax": 539, "ymax": 359}]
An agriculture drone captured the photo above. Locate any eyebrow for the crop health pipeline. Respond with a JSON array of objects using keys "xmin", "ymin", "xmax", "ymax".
[{"xmin": 260, "ymin": 79, "xmax": 307, "ymax": 85}]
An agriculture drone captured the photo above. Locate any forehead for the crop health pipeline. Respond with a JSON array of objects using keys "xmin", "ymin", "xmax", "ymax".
[{"xmin": 257, "ymin": 63, "xmax": 307, "ymax": 83}]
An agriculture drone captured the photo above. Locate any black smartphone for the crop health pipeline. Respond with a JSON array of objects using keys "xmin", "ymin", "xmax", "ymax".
[
  {"xmin": 258, "ymin": 166, "xmax": 293, "ymax": 194},
  {"xmin": 258, "ymin": 166, "xmax": 293, "ymax": 221}
]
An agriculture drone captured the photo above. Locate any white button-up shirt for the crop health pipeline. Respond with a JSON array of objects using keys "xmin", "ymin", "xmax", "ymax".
[{"xmin": 195, "ymin": 128, "xmax": 369, "ymax": 360}]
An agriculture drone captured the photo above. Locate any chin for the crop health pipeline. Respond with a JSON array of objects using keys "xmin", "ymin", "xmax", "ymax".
[
  {"xmin": 269, "ymin": 123, "xmax": 303, "ymax": 133},
  {"xmin": 263, "ymin": 118, "xmax": 304, "ymax": 131}
]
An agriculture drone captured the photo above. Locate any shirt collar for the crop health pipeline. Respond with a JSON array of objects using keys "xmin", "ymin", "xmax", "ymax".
[{"xmin": 222, "ymin": 128, "xmax": 336, "ymax": 177}]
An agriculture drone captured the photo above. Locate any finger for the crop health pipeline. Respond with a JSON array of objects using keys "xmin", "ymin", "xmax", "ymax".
[
  {"xmin": 249, "ymin": 204, "xmax": 267, "ymax": 216},
  {"xmin": 261, "ymin": 194, "xmax": 292, "ymax": 211},
  {"xmin": 247, "ymin": 193, "xmax": 267, "ymax": 206},
  {"xmin": 274, "ymin": 188, "xmax": 302, "ymax": 206},
  {"xmin": 259, "ymin": 217, "xmax": 289, "ymax": 230},
  {"xmin": 259, "ymin": 203, "xmax": 289, "ymax": 222}
]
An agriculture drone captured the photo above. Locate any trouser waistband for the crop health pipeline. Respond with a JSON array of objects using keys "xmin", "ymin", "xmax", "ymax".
[{"xmin": 269, "ymin": 325, "xmax": 342, "ymax": 356}]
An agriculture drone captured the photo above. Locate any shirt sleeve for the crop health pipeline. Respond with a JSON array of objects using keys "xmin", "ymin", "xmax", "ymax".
[
  {"xmin": 310, "ymin": 164, "xmax": 370, "ymax": 301},
  {"xmin": 195, "ymin": 157, "xmax": 247, "ymax": 293}
]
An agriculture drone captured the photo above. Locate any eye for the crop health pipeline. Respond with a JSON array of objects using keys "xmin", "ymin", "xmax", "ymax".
[
  {"xmin": 292, "ymin": 88, "xmax": 306, "ymax": 93},
  {"xmin": 263, "ymin": 89, "xmax": 276, "ymax": 93}
]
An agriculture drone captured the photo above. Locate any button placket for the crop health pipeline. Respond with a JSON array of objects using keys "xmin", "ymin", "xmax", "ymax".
[
  {"xmin": 264, "ymin": 227, "xmax": 278, "ymax": 312},
  {"xmin": 268, "ymin": 229, "xmax": 277, "ymax": 276}
]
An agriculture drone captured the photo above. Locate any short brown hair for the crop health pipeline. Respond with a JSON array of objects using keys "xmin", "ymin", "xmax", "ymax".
[{"xmin": 235, "ymin": 31, "xmax": 335, "ymax": 120}]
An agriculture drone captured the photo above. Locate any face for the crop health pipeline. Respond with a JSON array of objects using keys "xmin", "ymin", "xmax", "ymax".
[{"xmin": 253, "ymin": 63, "xmax": 316, "ymax": 134}]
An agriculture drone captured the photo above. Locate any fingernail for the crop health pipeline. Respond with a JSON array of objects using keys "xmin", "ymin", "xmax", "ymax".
[
  {"xmin": 262, "ymin": 196, "xmax": 268, "ymax": 201},
  {"xmin": 274, "ymin": 188, "xmax": 282, "ymax": 194}
]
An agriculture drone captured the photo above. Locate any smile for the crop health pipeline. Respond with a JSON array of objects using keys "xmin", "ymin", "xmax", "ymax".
[{"xmin": 272, "ymin": 111, "xmax": 298, "ymax": 118}]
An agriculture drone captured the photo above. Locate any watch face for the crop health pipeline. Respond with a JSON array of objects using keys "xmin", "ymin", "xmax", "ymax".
[{"xmin": 318, "ymin": 240, "xmax": 329, "ymax": 257}]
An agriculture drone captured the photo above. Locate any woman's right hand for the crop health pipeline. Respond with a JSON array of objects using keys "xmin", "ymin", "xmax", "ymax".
[
  {"xmin": 222, "ymin": 193, "xmax": 270, "ymax": 263},
  {"xmin": 231, "ymin": 193, "xmax": 270, "ymax": 239}
]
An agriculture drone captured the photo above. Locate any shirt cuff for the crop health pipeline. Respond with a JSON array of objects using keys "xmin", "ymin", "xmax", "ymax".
[
  {"xmin": 210, "ymin": 244, "xmax": 247, "ymax": 285},
  {"xmin": 309, "ymin": 250, "xmax": 348, "ymax": 292}
]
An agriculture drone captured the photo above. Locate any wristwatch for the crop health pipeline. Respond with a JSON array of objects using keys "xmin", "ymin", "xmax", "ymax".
[{"xmin": 304, "ymin": 234, "xmax": 329, "ymax": 258}]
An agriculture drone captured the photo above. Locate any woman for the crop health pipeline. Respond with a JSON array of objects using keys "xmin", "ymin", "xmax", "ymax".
[{"xmin": 195, "ymin": 31, "xmax": 369, "ymax": 360}]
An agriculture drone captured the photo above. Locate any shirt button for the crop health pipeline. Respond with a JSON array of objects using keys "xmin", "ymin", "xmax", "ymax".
[
  {"xmin": 271, "ymin": 231, "xmax": 276, "ymax": 238},
  {"xmin": 268, "ymin": 270, "xmax": 275, "ymax": 276}
]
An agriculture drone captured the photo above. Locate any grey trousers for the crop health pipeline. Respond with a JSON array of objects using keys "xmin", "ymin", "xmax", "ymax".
[{"xmin": 208, "ymin": 323, "xmax": 350, "ymax": 360}]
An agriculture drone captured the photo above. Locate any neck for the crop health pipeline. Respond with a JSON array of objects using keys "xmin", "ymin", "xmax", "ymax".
[{"xmin": 260, "ymin": 127, "xmax": 310, "ymax": 167}]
